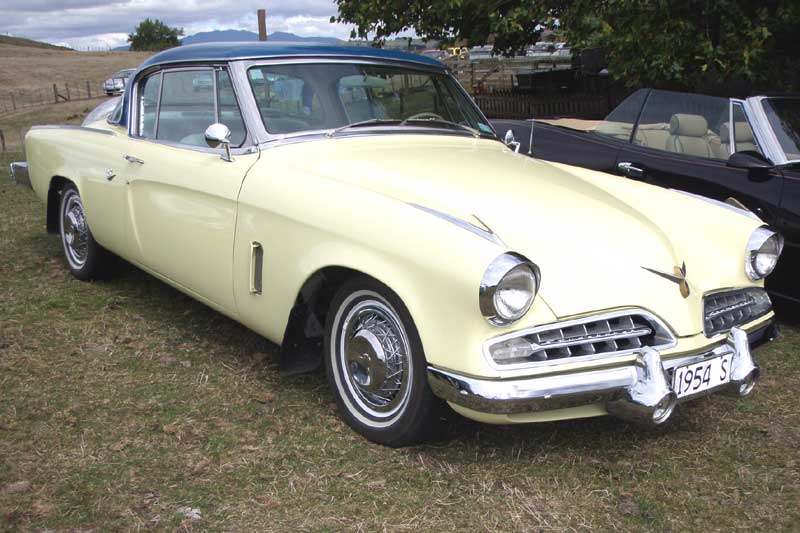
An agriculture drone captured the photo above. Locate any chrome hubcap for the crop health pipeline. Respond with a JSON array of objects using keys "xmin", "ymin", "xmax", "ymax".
[
  {"xmin": 62, "ymin": 193, "xmax": 89, "ymax": 268},
  {"xmin": 340, "ymin": 299, "xmax": 411, "ymax": 418}
]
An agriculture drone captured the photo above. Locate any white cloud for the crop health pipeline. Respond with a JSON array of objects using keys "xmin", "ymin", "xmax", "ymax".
[{"xmin": 1, "ymin": 0, "xmax": 358, "ymax": 50}]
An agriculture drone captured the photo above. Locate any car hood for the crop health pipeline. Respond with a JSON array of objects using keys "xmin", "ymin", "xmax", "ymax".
[{"xmin": 283, "ymin": 134, "xmax": 763, "ymax": 336}]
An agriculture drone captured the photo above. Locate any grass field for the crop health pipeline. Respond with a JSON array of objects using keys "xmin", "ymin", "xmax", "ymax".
[{"xmin": 1, "ymin": 52, "xmax": 799, "ymax": 530}]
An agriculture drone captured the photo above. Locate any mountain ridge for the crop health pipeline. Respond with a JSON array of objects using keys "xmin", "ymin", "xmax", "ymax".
[{"xmin": 113, "ymin": 29, "xmax": 343, "ymax": 51}]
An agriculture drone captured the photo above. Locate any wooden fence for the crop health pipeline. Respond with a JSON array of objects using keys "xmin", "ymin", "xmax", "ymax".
[
  {"xmin": 475, "ymin": 94, "xmax": 611, "ymax": 119},
  {"xmin": 0, "ymin": 80, "xmax": 107, "ymax": 116}
]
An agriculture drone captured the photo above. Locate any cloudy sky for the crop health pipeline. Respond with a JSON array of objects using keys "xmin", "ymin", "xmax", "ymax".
[{"xmin": 0, "ymin": 0, "xmax": 366, "ymax": 50}]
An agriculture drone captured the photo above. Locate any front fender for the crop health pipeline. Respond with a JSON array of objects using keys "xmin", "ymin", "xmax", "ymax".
[{"xmin": 231, "ymin": 162, "xmax": 557, "ymax": 378}]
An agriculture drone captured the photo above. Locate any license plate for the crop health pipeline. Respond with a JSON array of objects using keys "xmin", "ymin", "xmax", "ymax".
[{"xmin": 672, "ymin": 354, "xmax": 733, "ymax": 399}]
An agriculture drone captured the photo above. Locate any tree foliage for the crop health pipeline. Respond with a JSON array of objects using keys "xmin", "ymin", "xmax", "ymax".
[
  {"xmin": 128, "ymin": 18, "xmax": 184, "ymax": 52},
  {"xmin": 332, "ymin": 0, "xmax": 557, "ymax": 55},
  {"xmin": 333, "ymin": 0, "xmax": 800, "ymax": 92},
  {"xmin": 562, "ymin": 0, "xmax": 800, "ymax": 93}
]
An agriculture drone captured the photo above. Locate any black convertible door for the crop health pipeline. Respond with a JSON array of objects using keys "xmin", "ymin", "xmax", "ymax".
[{"xmin": 613, "ymin": 143, "xmax": 784, "ymax": 225}]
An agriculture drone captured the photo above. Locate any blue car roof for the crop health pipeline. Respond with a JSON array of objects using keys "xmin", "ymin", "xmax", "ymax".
[
  {"xmin": 139, "ymin": 42, "xmax": 444, "ymax": 70},
  {"xmin": 119, "ymin": 42, "xmax": 444, "ymax": 129}
]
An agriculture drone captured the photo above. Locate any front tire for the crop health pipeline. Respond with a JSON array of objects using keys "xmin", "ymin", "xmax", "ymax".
[
  {"xmin": 58, "ymin": 184, "xmax": 112, "ymax": 280},
  {"xmin": 324, "ymin": 277, "xmax": 443, "ymax": 447}
]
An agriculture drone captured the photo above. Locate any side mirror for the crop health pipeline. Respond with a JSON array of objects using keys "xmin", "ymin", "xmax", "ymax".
[
  {"xmin": 727, "ymin": 150, "xmax": 773, "ymax": 172},
  {"xmin": 504, "ymin": 129, "xmax": 521, "ymax": 153},
  {"xmin": 205, "ymin": 123, "xmax": 233, "ymax": 162}
]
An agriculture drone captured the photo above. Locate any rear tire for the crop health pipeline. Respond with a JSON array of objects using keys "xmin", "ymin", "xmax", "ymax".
[
  {"xmin": 58, "ymin": 184, "xmax": 113, "ymax": 280},
  {"xmin": 324, "ymin": 277, "xmax": 443, "ymax": 447}
]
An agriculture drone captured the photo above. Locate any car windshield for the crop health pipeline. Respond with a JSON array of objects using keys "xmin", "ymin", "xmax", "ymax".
[
  {"xmin": 113, "ymin": 70, "xmax": 133, "ymax": 79},
  {"xmin": 761, "ymin": 97, "xmax": 800, "ymax": 162},
  {"xmin": 246, "ymin": 63, "xmax": 495, "ymax": 137}
]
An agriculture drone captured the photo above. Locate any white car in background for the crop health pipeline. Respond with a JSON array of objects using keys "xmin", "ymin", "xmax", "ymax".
[{"xmin": 103, "ymin": 69, "xmax": 135, "ymax": 96}]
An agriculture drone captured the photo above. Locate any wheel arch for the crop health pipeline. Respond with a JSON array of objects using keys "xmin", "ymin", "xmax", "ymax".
[
  {"xmin": 46, "ymin": 175, "xmax": 74, "ymax": 233},
  {"xmin": 279, "ymin": 265, "xmax": 409, "ymax": 375}
]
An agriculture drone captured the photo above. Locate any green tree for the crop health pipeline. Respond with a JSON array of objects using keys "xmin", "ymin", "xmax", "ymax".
[
  {"xmin": 562, "ymin": 0, "xmax": 800, "ymax": 93},
  {"xmin": 332, "ymin": 0, "xmax": 557, "ymax": 54},
  {"xmin": 333, "ymin": 0, "xmax": 800, "ymax": 92},
  {"xmin": 128, "ymin": 18, "xmax": 184, "ymax": 52}
]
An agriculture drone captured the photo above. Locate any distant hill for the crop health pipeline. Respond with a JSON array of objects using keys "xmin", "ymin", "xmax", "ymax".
[
  {"xmin": 0, "ymin": 35, "xmax": 71, "ymax": 50},
  {"xmin": 114, "ymin": 30, "xmax": 343, "ymax": 50}
]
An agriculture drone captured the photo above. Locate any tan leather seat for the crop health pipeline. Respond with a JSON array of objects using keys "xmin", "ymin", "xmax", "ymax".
[
  {"xmin": 666, "ymin": 114, "xmax": 713, "ymax": 158},
  {"xmin": 634, "ymin": 123, "xmax": 671, "ymax": 150},
  {"xmin": 720, "ymin": 122, "xmax": 758, "ymax": 154}
]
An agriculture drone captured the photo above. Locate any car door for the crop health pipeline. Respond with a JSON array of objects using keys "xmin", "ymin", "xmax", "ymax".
[
  {"xmin": 121, "ymin": 66, "xmax": 256, "ymax": 314},
  {"xmin": 614, "ymin": 91, "xmax": 783, "ymax": 225}
]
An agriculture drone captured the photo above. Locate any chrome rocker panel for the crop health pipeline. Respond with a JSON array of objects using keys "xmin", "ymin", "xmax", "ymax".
[{"xmin": 428, "ymin": 321, "xmax": 777, "ymax": 426}]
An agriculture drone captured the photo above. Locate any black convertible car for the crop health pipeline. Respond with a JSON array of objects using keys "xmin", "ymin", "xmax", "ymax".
[{"xmin": 494, "ymin": 89, "xmax": 800, "ymax": 302}]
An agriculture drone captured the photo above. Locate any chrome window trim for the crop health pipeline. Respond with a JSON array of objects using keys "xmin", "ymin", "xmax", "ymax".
[
  {"xmin": 129, "ymin": 63, "xmax": 257, "ymax": 151},
  {"xmin": 743, "ymin": 96, "xmax": 788, "ymax": 165},
  {"xmin": 482, "ymin": 309, "xmax": 677, "ymax": 371},
  {"xmin": 730, "ymin": 98, "xmax": 764, "ymax": 156}
]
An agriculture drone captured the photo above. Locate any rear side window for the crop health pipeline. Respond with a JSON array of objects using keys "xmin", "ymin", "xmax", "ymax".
[{"xmin": 138, "ymin": 68, "xmax": 247, "ymax": 148}]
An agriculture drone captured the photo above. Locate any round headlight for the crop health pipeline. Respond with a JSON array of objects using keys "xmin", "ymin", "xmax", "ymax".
[
  {"xmin": 480, "ymin": 253, "xmax": 540, "ymax": 325},
  {"xmin": 745, "ymin": 226, "xmax": 784, "ymax": 280}
]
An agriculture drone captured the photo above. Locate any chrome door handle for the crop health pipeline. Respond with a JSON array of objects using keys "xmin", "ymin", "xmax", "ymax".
[
  {"xmin": 105, "ymin": 168, "xmax": 116, "ymax": 181},
  {"xmin": 123, "ymin": 154, "xmax": 144, "ymax": 164},
  {"xmin": 617, "ymin": 161, "xmax": 645, "ymax": 179}
]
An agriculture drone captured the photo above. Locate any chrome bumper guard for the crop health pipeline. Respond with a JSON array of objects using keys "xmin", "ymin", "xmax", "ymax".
[
  {"xmin": 9, "ymin": 162, "xmax": 30, "ymax": 188},
  {"xmin": 428, "ymin": 322, "xmax": 776, "ymax": 426}
]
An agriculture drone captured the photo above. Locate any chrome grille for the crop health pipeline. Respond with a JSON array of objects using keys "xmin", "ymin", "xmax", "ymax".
[
  {"xmin": 486, "ymin": 311, "xmax": 675, "ymax": 368},
  {"xmin": 703, "ymin": 288, "xmax": 771, "ymax": 337}
]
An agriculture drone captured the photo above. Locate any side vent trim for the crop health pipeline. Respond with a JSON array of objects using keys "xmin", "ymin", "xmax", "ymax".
[{"xmin": 250, "ymin": 241, "xmax": 263, "ymax": 295}]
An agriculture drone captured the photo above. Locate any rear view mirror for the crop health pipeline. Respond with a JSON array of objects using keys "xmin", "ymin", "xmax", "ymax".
[
  {"xmin": 205, "ymin": 123, "xmax": 233, "ymax": 162},
  {"xmin": 504, "ymin": 129, "xmax": 520, "ymax": 153},
  {"xmin": 727, "ymin": 151, "xmax": 773, "ymax": 171}
]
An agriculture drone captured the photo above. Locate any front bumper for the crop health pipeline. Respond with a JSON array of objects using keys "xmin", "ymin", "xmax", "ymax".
[{"xmin": 428, "ymin": 320, "xmax": 778, "ymax": 426}]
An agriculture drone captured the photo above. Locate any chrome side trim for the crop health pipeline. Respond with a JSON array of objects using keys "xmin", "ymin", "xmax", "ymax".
[
  {"xmin": 29, "ymin": 125, "xmax": 114, "ymax": 136},
  {"xmin": 408, "ymin": 203, "xmax": 505, "ymax": 247},
  {"xmin": 9, "ymin": 162, "xmax": 30, "ymax": 187},
  {"xmin": 670, "ymin": 189, "xmax": 762, "ymax": 221},
  {"xmin": 482, "ymin": 309, "xmax": 676, "ymax": 371}
]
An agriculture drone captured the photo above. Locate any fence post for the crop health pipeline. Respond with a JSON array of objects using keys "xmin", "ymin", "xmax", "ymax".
[
  {"xmin": 0, "ymin": 129, "xmax": 5, "ymax": 152},
  {"xmin": 86, "ymin": 81, "xmax": 91, "ymax": 99},
  {"xmin": 65, "ymin": 82, "xmax": 71, "ymax": 101},
  {"xmin": 10, "ymin": 93, "xmax": 15, "ymax": 111},
  {"xmin": 53, "ymin": 83, "xmax": 58, "ymax": 103}
]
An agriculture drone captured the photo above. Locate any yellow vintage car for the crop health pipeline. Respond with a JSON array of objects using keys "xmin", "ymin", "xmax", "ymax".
[{"xmin": 13, "ymin": 43, "xmax": 783, "ymax": 446}]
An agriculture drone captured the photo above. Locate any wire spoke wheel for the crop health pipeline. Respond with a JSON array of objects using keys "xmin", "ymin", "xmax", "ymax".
[
  {"xmin": 340, "ymin": 299, "xmax": 412, "ymax": 419},
  {"xmin": 61, "ymin": 191, "xmax": 89, "ymax": 269}
]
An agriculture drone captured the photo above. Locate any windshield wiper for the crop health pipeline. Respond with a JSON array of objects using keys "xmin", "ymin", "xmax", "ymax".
[
  {"xmin": 325, "ymin": 118, "xmax": 402, "ymax": 138},
  {"xmin": 398, "ymin": 117, "xmax": 482, "ymax": 138}
]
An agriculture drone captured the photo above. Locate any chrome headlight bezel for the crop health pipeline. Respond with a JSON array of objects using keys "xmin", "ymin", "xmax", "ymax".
[
  {"xmin": 480, "ymin": 253, "xmax": 540, "ymax": 325},
  {"xmin": 745, "ymin": 226, "xmax": 784, "ymax": 280}
]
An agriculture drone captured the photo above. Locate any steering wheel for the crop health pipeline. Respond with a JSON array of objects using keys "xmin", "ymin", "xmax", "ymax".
[{"xmin": 400, "ymin": 112, "xmax": 446, "ymax": 126}]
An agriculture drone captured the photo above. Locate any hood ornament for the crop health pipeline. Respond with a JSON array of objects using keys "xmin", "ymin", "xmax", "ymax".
[{"xmin": 642, "ymin": 263, "xmax": 690, "ymax": 298}]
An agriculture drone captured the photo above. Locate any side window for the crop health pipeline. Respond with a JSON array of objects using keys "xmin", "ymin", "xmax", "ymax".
[
  {"xmin": 593, "ymin": 88, "xmax": 647, "ymax": 141},
  {"xmin": 139, "ymin": 72, "xmax": 161, "ymax": 139},
  {"xmin": 247, "ymin": 68, "xmax": 325, "ymax": 134},
  {"xmin": 632, "ymin": 90, "xmax": 729, "ymax": 160},
  {"xmin": 157, "ymin": 70, "xmax": 215, "ymax": 147},
  {"xmin": 138, "ymin": 68, "xmax": 247, "ymax": 148},
  {"xmin": 728, "ymin": 102, "xmax": 762, "ymax": 156}
]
